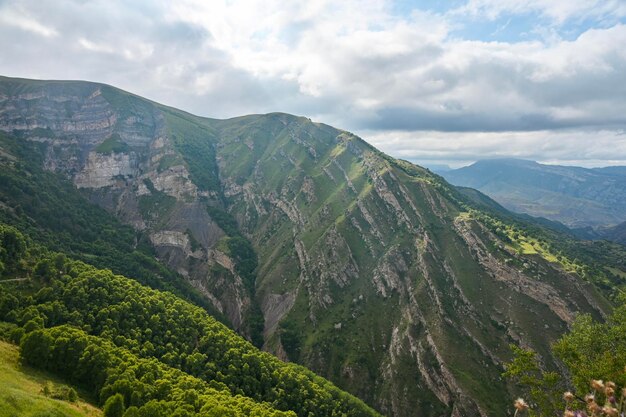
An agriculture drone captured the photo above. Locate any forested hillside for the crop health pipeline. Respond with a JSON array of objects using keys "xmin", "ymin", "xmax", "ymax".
[
  {"xmin": 0, "ymin": 224, "xmax": 379, "ymax": 417},
  {"xmin": 0, "ymin": 130, "xmax": 222, "ymax": 319}
]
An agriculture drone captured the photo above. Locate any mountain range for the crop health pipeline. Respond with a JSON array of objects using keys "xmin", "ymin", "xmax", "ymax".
[
  {"xmin": 1, "ymin": 76, "xmax": 626, "ymax": 416},
  {"xmin": 439, "ymin": 159, "xmax": 626, "ymax": 232}
]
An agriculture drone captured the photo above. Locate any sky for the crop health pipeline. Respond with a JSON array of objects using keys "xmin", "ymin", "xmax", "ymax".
[{"xmin": 1, "ymin": 0, "xmax": 625, "ymax": 168}]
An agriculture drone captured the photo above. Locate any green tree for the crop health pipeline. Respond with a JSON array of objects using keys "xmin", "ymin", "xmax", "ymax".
[
  {"xmin": 504, "ymin": 297, "xmax": 626, "ymax": 416},
  {"xmin": 104, "ymin": 393, "xmax": 126, "ymax": 417},
  {"xmin": 68, "ymin": 388, "xmax": 78, "ymax": 402},
  {"xmin": 0, "ymin": 224, "xmax": 26, "ymax": 276}
]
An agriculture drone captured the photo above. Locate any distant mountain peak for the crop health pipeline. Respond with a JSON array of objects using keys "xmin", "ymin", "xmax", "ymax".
[{"xmin": 442, "ymin": 158, "xmax": 626, "ymax": 229}]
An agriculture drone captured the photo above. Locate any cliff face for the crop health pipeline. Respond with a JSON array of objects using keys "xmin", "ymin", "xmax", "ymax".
[
  {"xmin": 0, "ymin": 77, "xmax": 250, "ymax": 331},
  {"xmin": 0, "ymin": 76, "xmax": 611, "ymax": 417}
]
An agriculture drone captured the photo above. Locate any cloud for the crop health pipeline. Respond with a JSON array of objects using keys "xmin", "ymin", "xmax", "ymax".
[
  {"xmin": 0, "ymin": 0, "xmax": 624, "ymax": 165},
  {"xmin": 0, "ymin": 4, "xmax": 58, "ymax": 37},
  {"xmin": 364, "ymin": 129, "xmax": 626, "ymax": 168},
  {"xmin": 455, "ymin": 0, "xmax": 626, "ymax": 25}
]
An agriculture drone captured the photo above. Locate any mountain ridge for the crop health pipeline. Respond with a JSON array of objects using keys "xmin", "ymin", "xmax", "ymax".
[
  {"xmin": 1, "ymin": 76, "xmax": 624, "ymax": 416},
  {"xmin": 440, "ymin": 158, "xmax": 626, "ymax": 229}
]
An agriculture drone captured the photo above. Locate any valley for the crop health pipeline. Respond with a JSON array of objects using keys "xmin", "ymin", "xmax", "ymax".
[
  {"xmin": 440, "ymin": 159, "xmax": 626, "ymax": 231},
  {"xmin": 1, "ymin": 76, "xmax": 626, "ymax": 417}
]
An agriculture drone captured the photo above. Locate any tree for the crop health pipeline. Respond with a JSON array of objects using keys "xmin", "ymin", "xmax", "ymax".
[
  {"xmin": 104, "ymin": 393, "xmax": 126, "ymax": 417},
  {"xmin": 504, "ymin": 296, "xmax": 626, "ymax": 416},
  {"xmin": 0, "ymin": 224, "xmax": 26, "ymax": 276},
  {"xmin": 68, "ymin": 387, "xmax": 78, "ymax": 402}
]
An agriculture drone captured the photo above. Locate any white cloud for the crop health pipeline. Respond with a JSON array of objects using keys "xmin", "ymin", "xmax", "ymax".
[
  {"xmin": 364, "ymin": 128, "xmax": 626, "ymax": 167},
  {"xmin": 0, "ymin": 0, "xmax": 624, "ymax": 165},
  {"xmin": 456, "ymin": 0, "xmax": 626, "ymax": 25},
  {"xmin": 0, "ymin": 6, "xmax": 58, "ymax": 37}
]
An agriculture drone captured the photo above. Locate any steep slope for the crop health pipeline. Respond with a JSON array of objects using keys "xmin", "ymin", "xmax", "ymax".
[
  {"xmin": 440, "ymin": 159, "xmax": 626, "ymax": 229},
  {"xmin": 0, "ymin": 225, "xmax": 379, "ymax": 417},
  {"xmin": 0, "ymin": 76, "xmax": 622, "ymax": 416},
  {"xmin": 0, "ymin": 339, "xmax": 101, "ymax": 417},
  {"xmin": 0, "ymin": 76, "xmax": 256, "ymax": 338},
  {"xmin": 0, "ymin": 130, "xmax": 224, "ymax": 319}
]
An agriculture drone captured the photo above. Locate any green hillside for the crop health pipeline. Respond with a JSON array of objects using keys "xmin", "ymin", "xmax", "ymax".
[
  {"xmin": 0, "ymin": 224, "xmax": 380, "ymax": 417},
  {"xmin": 0, "ymin": 131, "xmax": 222, "ymax": 320},
  {"xmin": 0, "ymin": 339, "xmax": 100, "ymax": 417},
  {"xmin": 1, "ymin": 76, "xmax": 626, "ymax": 416}
]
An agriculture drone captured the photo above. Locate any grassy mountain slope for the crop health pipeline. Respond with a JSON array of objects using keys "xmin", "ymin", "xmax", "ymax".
[
  {"xmin": 1, "ymin": 76, "xmax": 625, "ymax": 416},
  {"xmin": 440, "ymin": 159, "xmax": 626, "ymax": 229},
  {"xmin": 0, "ymin": 339, "xmax": 100, "ymax": 417},
  {"xmin": 200, "ymin": 115, "xmax": 620, "ymax": 415}
]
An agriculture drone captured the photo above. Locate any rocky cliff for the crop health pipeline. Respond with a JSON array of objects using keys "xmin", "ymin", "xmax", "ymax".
[{"xmin": 0, "ymin": 76, "xmax": 614, "ymax": 417}]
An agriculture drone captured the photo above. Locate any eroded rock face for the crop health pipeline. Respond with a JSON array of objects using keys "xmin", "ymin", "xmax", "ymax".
[
  {"xmin": 0, "ymin": 79, "xmax": 612, "ymax": 417},
  {"xmin": 0, "ymin": 79, "xmax": 251, "ymax": 334},
  {"xmin": 210, "ymin": 114, "xmax": 609, "ymax": 417},
  {"xmin": 75, "ymin": 151, "xmax": 138, "ymax": 188}
]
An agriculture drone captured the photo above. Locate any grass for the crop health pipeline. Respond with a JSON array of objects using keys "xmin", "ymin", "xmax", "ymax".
[
  {"xmin": 94, "ymin": 134, "xmax": 129, "ymax": 154},
  {"xmin": 0, "ymin": 340, "xmax": 101, "ymax": 417}
]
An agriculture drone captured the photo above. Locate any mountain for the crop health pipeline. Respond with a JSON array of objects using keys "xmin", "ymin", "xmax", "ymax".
[
  {"xmin": 1, "ymin": 76, "xmax": 624, "ymax": 416},
  {"xmin": 0, "ymin": 225, "xmax": 379, "ymax": 417},
  {"xmin": 440, "ymin": 158, "xmax": 626, "ymax": 229},
  {"xmin": 595, "ymin": 221, "xmax": 626, "ymax": 245}
]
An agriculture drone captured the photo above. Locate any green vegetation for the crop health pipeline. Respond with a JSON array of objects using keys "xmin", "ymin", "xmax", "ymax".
[
  {"xmin": 138, "ymin": 180, "xmax": 177, "ymax": 225},
  {"xmin": 21, "ymin": 326, "xmax": 293, "ymax": 417},
  {"xmin": 0, "ymin": 224, "xmax": 381, "ymax": 417},
  {"xmin": 207, "ymin": 205, "xmax": 264, "ymax": 346},
  {"xmin": 443, "ymin": 177, "xmax": 626, "ymax": 301},
  {"xmin": 3, "ymin": 76, "xmax": 625, "ymax": 417},
  {"xmin": 157, "ymin": 154, "xmax": 183, "ymax": 173},
  {"xmin": 0, "ymin": 339, "xmax": 100, "ymax": 417},
  {"xmin": 0, "ymin": 132, "xmax": 219, "ymax": 316},
  {"xmin": 160, "ymin": 108, "xmax": 221, "ymax": 192},
  {"xmin": 504, "ymin": 297, "xmax": 626, "ymax": 416},
  {"xmin": 95, "ymin": 134, "xmax": 130, "ymax": 154}
]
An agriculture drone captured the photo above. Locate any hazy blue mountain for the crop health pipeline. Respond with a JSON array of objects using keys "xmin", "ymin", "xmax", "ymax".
[{"xmin": 441, "ymin": 158, "xmax": 626, "ymax": 229}]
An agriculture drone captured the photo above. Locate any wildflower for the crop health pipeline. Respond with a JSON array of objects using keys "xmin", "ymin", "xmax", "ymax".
[
  {"xmin": 514, "ymin": 398, "xmax": 529, "ymax": 411},
  {"xmin": 563, "ymin": 392, "xmax": 575, "ymax": 402},
  {"xmin": 605, "ymin": 381, "xmax": 616, "ymax": 396},
  {"xmin": 563, "ymin": 411, "xmax": 574, "ymax": 417},
  {"xmin": 591, "ymin": 380, "xmax": 604, "ymax": 391},
  {"xmin": 587, "ymin": 402, "xmax": 600, "ymax": 414},
  {"xmin": 608, "ymin": 396, "xmax": 616, "ymax": 405},
  {"xmin": 602, "ymin": 406, "xmax": 618, "ymax": 417},
  {"xmin": 574, "ymin": 411, "xmax": 588, "ymax": 417},
  {"xmin": 585, "ymin": 394, "xmax": 595, "ymax": 403}
]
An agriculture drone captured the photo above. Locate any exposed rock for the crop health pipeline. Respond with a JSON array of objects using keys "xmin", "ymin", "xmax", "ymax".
[
  {"xmin": 74, "ymin": 151, "xmax": 138, "ymax": 188},
  {"xmin": 262, "ymin": 291, "xmax": 297, "ymax": 337}
]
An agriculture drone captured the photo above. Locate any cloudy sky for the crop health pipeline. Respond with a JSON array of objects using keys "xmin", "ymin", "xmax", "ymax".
[{"xmin": 1, "ymin": 0, "xmax": 625, "ymax": 167}]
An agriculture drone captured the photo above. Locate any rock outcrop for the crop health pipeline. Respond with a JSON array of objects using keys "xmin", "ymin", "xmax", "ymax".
[{"xmin": 0, "ymin": 76, "xmax": 612, "ymax": 417}]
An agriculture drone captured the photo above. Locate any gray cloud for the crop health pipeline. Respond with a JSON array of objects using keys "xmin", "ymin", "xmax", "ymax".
[{"xmin": 0, "ymin": 0, "xmax": 625, "ymax": 165}]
